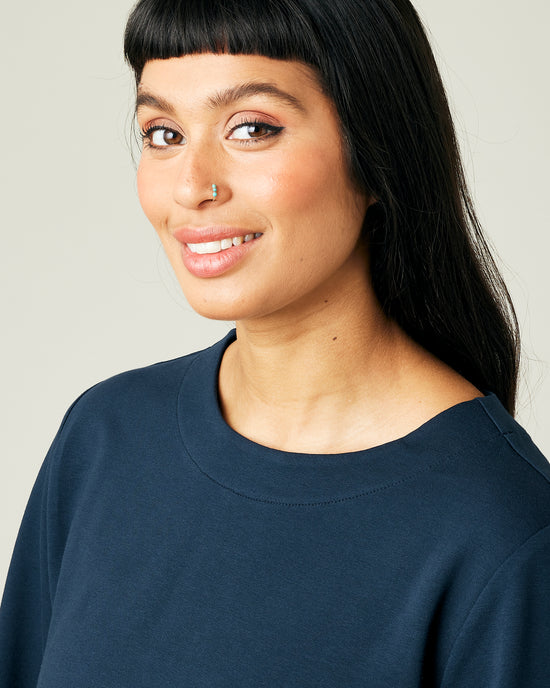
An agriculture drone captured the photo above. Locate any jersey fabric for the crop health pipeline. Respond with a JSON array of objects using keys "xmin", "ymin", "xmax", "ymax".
[{"xmin": 1, "ymin": 330, "xmax": 550, "ymax": 687}]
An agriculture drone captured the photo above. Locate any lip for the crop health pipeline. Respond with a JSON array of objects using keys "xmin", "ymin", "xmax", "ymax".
[
  {"xmin": 173, "ymin": 225, "xmax": 256, "ymax": 244},
  {"xmin": 173, "ymin": 226, "xmax": 263, "ymax": 278}
]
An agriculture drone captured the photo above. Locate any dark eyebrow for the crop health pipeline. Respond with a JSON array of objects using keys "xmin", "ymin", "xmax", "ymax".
[
  {"xmin": 135, "ymin": 82, "xmax": 306, "ymax": 116},
  {"xmin": 207, "ymin": 82, "xmax": 306, "ymax": 113},
  {"xmin": 135, "ymin": 91, "xmax": 177, "ymax": 116}
]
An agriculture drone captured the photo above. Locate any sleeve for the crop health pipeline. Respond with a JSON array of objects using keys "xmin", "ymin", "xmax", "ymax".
[
  {"xmin": 440, "ymin": 524, "xmax": 550, "ymax": 688},
  {"xmin": 0, "ymin": 458, "xmax": 53, "ymax": 687},
  {"xmin": 0, "ymin": 397, "xmax": 83, "ymax": 688}
]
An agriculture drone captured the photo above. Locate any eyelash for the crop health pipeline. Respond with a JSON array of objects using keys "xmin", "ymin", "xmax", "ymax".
[
  {"xmin": 140, "ymin": 125, "xmax": 182, "ymax": 149},
  {"xmin": 227, "ymin": 119, "xmax": 284, "ymax": 145},
  {"xmin": 140, "ymin": 119, "xmax": 284, "ymax": 149}
]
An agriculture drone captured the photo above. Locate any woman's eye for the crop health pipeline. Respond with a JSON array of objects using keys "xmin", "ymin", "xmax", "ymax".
[
  {"xmin": 228, "ymin": 122, "xmax": 283, "ymax": 141},
  {"xmin": 142, "ymin": 126, "xmax": 185, "ymax": 148}
]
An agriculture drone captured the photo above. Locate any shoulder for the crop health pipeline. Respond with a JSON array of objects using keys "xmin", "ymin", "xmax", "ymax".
[
  {"xmin": 401, "ymin": 397, "xmax": 550, "ymax": 683},
  {"xmin": 397, "ymin": 392, "xmax": 550, "ymax": 565},
  {"xmin": 45, "ymin": 333, "xmax": 232, "ymax": 476},
  {"xmin": 61, "ymin": 333, "xmax": 230, "ymax": 432},
  {"xmin": 420, "ymin": 392, "xmax": 550, "ymax": 495},
  {"xmin": 463, "ymin": 394, "xmax": 550, "ymax": 509},
  {"xmin": 39, "ymin": 352, "xmax": 194, "ymax": 489},
  {"xmin": 475, "ymin": 393, "xmax": 550, "ymax": 484},
  {"xmin": 32, "ymin": 335, "xmax": 232, "ymax": 528},
  {"xmin": 67, "ymin": 351, "xmax": 198, "ymax": 420},
  {"xmin": 419, "ymin": 392, "xmax": 550, "ymax": 566}
]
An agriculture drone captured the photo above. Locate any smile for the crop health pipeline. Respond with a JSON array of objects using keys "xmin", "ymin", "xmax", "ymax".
[{"xmin": 187, "ymin": 233, "xmax": 263, "ymax": 254}]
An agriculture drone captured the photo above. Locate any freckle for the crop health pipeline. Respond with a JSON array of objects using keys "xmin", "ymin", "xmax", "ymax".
[{"xmin": 324, "ymin": 300, "xmax": 328, "ymax": 304}]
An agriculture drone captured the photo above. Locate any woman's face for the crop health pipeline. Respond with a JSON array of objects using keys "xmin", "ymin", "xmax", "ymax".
[{"xmin": 137, "ymin": 53, "xmax": 370, "ymax": 322}]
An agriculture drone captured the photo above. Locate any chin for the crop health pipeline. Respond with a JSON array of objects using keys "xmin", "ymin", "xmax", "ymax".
[
  {"xmin": 182, "ymin": 291, "xmax": 256, "ymax": 323},
  {"xmin": 189, "ymin": 304, "xmax": 241, "ymax": 322},
  {"xmin": 184, "ymin": 288, "xmax": 297, "ymax": 324}
]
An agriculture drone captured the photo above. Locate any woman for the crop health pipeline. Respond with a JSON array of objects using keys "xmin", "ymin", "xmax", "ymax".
[{"xmin": 1, "ymin": 0, "xmax": 549, "ymax": 685}]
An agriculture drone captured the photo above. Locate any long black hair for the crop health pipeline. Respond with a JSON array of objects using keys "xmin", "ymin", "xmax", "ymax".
[{"xmin": 124, "ymin": 0, "xmax": 520, "ymax": 414}]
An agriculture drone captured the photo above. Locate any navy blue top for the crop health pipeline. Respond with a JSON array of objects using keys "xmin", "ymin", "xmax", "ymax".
[{"xmin": 1, "ymin": 331, "xmax": 550, "ymax": 687}]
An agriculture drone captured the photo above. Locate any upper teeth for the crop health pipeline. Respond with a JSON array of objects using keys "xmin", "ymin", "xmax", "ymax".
[{"xmin": 187, "ymin": 233, "xmax": 261, "ymax": 254}]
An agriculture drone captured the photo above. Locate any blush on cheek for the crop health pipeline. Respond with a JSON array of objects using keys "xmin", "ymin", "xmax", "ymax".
[{"xmin": 255, "ymin": 150, "xmax": 345, "ymax": 213}]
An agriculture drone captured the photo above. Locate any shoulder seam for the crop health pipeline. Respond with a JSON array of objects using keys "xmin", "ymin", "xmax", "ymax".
[{"xmin": 476, "ymin": 398, "xmax": 550, "ymax": 486}]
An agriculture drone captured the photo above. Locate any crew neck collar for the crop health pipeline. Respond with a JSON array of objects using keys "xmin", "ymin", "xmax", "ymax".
[{"xmin": 177, "ymin": 330, "xmax": 503, "ymax": 505}]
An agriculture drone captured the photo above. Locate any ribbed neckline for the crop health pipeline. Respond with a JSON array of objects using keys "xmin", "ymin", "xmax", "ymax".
[{"xmin": 177, "ymin": 330, "xmax": 505, "ymax": 505}]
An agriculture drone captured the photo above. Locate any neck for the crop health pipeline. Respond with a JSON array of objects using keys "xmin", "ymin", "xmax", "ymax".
[
  {"xmin": 228, "ymin": 284, "xmax": 396, "ymax": 408},
  {"xmin": 218, "ymin": 251, "xmax": 481, "ymax": 454},
  {"xmin": 218, "ymin": 263, "xmax": 412, "ymax": 452}
]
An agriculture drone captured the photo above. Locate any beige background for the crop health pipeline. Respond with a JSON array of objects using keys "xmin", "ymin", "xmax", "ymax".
[{"xmin": 1, "ymin": 0, "xmax": 548, "ymax": 591}]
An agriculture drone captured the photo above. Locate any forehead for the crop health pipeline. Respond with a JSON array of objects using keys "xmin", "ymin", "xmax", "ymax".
[{"xmin": 137, "ymin": 53, "xmax": 327, "ymax": 113}]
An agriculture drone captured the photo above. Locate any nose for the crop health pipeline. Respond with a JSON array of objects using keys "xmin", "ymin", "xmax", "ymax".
[{"xmin": 172, "ymin": 142, "xmax": 227, "ymax": 209}]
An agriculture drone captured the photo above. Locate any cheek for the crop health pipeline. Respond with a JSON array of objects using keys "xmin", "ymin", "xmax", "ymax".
[
  {"xmin": 137, "ymin": 162, "xmax": 167, "ymax": 229},
  {"xmin": 249, "ymin": 147, "xmax": 353, "ymax": 221}
]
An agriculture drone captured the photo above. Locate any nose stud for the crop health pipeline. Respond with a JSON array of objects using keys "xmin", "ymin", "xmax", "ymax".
[{"xmin": 211, "ymin": 184, "xmax": 218, "ymax": 201}]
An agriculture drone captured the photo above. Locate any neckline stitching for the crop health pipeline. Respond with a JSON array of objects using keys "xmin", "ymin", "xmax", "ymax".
[
  {"xmin": 179, "ymin": 392, "xmax": 453, "ymax": 505},
  {"xmin": 175, "ymin": 339, "xmax": 492, "ymax": 506}
]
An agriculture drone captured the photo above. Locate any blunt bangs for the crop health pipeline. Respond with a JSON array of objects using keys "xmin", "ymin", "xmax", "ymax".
[{"xmin": 124, "ymin": 0, "xmax": 331, "ymax": 85}]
